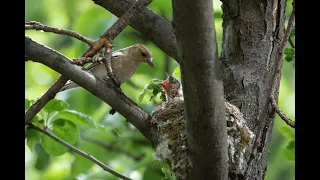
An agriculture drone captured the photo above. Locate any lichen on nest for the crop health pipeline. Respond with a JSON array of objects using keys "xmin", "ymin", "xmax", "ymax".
[
  {"xmin": 151, "ymin": 75, "xmax": 255, "ymax": 179},
  {"xmin": 151, "ymin": 97, "xmax": 189, "ymax": 180}
]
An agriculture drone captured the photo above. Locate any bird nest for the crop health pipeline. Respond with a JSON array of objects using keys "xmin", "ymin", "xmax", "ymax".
[{"xmin": 151, "ymin": 97, "xmax": 255, "ymax": 179}]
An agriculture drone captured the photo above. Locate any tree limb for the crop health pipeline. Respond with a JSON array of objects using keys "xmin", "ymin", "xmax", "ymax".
[
  {"xmin": 172, "ymin": 0, "xmax": 228, "ymax": 179},
  {"xmin": 25, "ymin": 0, "xmax": 153, "ymax": 130},
  {"xmin": 92, "ymin": 0, "xmax": 180, "ymax": 63},
  {"xmin": 28, "ymin": 124, "xmax": 132, "ymax": 180},
  {"xmin": 25, "ymin": 36, "xmax": 157, "ymax": 145},
  {"xmin": 82, "ymin": 0, "xmax": 154, "ymax": 57},
  {"xmin": 25, "ymin": 21, "xmax": 94, "ymax": 46},
  {"xmin": 270, "ymin": 95, "xmax": 295, "ymax": 128},
  {"xmin": 82, "ymin": 135, "xmax": 144, "ymax": 161},
  {"xmin": 270, "ymin": 0, "xmax": 295, "ymax": 128}
]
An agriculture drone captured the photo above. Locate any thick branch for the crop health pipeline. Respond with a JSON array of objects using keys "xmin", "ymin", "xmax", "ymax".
[
  {"xmin": 172, "ymin": 0, "xmax": 228, "ymax": 179},
  {"xmin": 28, "ymin": 124, "xmax": 132, "ymax": 180},
  {"xmin": 25, "ymin": 36, "xmax": 157, "ymax": 144},
  {"xmin": 25, "ymin": 0, "xmax": 153, "ymax": 130},
  {"xmin": 92, "ymin": 0, "xmax": 180, "ymax": 62}
]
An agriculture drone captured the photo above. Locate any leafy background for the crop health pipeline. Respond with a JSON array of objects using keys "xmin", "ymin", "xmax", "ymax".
[{"xmin": 25, "ymin": 0, "xmax": 295, "ymax": 179}]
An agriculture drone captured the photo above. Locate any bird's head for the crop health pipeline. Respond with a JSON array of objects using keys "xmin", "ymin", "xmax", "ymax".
[
  {"xmin": 133, "ymin": 44, "xmax": 154, "ymax": 68},
  {"xmin": 157, "ymin": 73, "xmax": 181, "ymax": 96}
]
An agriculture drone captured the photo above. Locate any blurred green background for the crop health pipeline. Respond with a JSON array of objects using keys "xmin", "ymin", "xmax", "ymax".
[{"xmin": 25, "ymin": 0, "xmax": 295, "ymax": 179}]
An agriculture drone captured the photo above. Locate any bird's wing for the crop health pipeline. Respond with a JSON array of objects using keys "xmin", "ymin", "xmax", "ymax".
[{"xmin": 85, "ymin": 51, "xmax": 125, "ymax": 71}]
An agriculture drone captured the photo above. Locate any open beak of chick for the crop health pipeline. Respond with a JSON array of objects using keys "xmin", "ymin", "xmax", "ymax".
[{"xmin": 157, "ymin": 73, "xmax": 171, "ymax": 92}]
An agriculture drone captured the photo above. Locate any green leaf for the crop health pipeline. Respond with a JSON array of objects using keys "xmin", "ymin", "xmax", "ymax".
[
  {"xmin": 25, "ymin": 129, "xmax": 42, "ymax": 152},
  {"xmin": 34, "ymin": 144, "xmax": 50, "ymax": 170},
  {"xmin": 284, "ymin": 48, "xmax": 295, "ymax": 62},
  {"xmin": 43, "ymin": 99, "xmax": 70, "ymax": 113},
  {"xmin": 53, "ymin": 109, "xmax": 96, "ymax": 128},
  {"xmin": 161, "ymin": 163, "xmax": 177, "ymax": 180},
  {"xmin": 284, "ymin": 48, "xmax": 294, "ymax": 56},
  {"xmin": 283, "ymin": 140, "xmax": 295, "ymax": 161},
  {"xmin": 41, "ymin": 119, "xmax": 79, "ymax": 156},
  {"xmin": 143, "ymin": 167, "xmax": 163, "ymax": 180},
  {"xmin": 278, "ymin": 126, "xmax": 294, "ymax": 140},
  {"xmin": 290, "ymin": 27, "xmax": 295, "ymax": 37},
  {"xmin": 172, "ymin": 66, "xmax": 181, "ymax": 79},
  {"xmin": 139, "ymin": 78, "xmax": 163, "ymax": 103},
  {"xmin": 25, "ymin": 98, "xmax": 31, "ymax": 110}
]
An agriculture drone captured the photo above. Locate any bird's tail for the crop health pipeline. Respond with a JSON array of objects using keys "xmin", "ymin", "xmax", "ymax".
[{"xmin": 59, "ymin": 81, "xmax": 79, "ymax": 92}]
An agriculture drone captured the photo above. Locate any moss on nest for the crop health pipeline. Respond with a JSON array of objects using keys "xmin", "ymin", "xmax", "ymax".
[{"xmin": 151, "ymin": 97, "xmax": 255, "ymax": 179}]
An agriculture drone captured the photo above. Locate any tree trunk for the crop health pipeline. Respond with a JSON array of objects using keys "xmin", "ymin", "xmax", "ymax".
[
  {"xmin": 172, "ymin": 0, "xmax": 228, "ymax": 179},
  {"xmin": 220, "ymin": 0, "xmax": 286, "ymax": 179}
]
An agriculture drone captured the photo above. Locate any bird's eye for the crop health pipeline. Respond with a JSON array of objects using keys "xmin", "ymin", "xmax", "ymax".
[{"xmin": 141, "ymin": 52, "xmax": 146, "ymax": 57}]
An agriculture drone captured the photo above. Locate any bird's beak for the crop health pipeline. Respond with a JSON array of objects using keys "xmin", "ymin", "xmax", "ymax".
[
  {"xmin": 146, "ymin": 58, "xmax": 154, "ymax": 68},
  {"xmin": 157, "ymin": 77, "xmax": 169, "ymax": 88}
]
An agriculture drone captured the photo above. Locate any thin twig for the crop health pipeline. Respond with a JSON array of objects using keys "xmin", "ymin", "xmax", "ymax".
[
  {"xmin": 25, "ymin": 76, "xmax": 69, "ymax": 126},
  {"xmin": 270, "ymin": 95, "xmax": 295, "ymax": 128},
  {"xmin": 72, "ymin": 56, "xmax": 105, "ymax": 66},
  {"xmin": 25, "ymin": 0, "xmax": 153, "ymax": 127},
  {"xmin": 25, "ymin": 21, "xmax": 94, "ymax": 46},
  {"xmin": 28, "ymin": 124, "xmax": 132, "ymax": 180},
  {"xmin": 288, "ymin": 37, "xmax": 295, "ymax": 48},
  {"xmin": 82, "ymin": 135, "xmax": 144, "ymax": 161},
  {"xmin": 270, "ymin": 0, "xmax": 295, "ymax": 128}
]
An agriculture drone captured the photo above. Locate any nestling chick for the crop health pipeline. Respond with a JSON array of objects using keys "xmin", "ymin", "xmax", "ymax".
[
  {"xmin": 157, "ymin": 73, "xmax": 183, "ymax": 101},
  {"xmin": 60, "ymin": 44, "xmax": 153, "ymax": 91}
]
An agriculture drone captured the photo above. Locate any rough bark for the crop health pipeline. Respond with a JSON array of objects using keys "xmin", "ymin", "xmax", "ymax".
[
  {"xmin": 172, "ymin": 0, "xmax": 228, "ymax": 179},
  {"xmin": 220, "ymin": 0, "xmax": 286, "ymax": 179}
]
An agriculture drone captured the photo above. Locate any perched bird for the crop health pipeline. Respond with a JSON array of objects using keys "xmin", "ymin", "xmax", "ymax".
[
  {"xmin": 157, "ymin": 73, "xmax": 183, "ymax": 101},
  {"xmin": 60, "ymin": 44, "xmax": 154, "ymax": 91}
]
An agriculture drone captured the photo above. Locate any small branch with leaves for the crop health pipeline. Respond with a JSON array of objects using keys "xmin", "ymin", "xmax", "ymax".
[
  {"xmin": 27, "ymin": 124, "xmax": 132, "ymax": 180},
  {"xmin": 269, "ymin": 0, "xmax": 295, "ymax": 128}
]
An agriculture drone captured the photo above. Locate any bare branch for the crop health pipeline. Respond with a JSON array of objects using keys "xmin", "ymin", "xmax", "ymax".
[
  {"xmin": 25, "ymin": 36, "xmax": 157, "ymax": 145},
  {"xmin": 72, "ymin": 56, "xmax": 105, "ymax": 66},
  {"xmin": 25, "ymin": 21, "xmax": 94, "ymax": 46},
  {"xmin": 28, "ymin": 124, "xmax": 132, "ymax": 180},
  {"xmin": 82, "ymin": 135, "xmax": 144, "ymax": 161},
  {"xmin": 102, "ymin": 0, "xmax": 153, "ymax": 40},
  {"xmin": 270, "ymin": 0, "xmax": 295, "ymax": 126},
  {"xmin": 82, "ymin": 0, "xmax": 153, "ymax": 57},
  {"xmin": 270, "ymin": 95, "xmax": 295, "ymax": 128},
  {"xmin": 92, "ymin": 0, "xmax": 180, "ymax": 62},
  {"xmin": 25, "ymin": 75, "xmax": 69, "ymax": 126},
  {"xmin": 172, "ymin": 0, "xmax": 228, "ymax": 179},
  {"xmin": 288, "ymin": 37, "xmax": 295, "ymax": 48}
]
